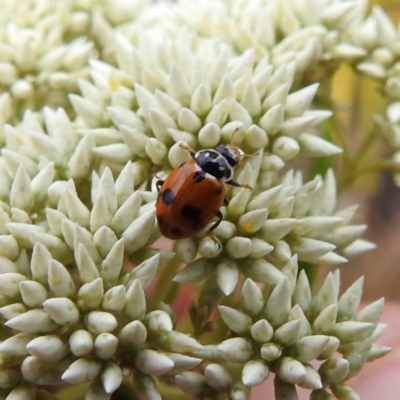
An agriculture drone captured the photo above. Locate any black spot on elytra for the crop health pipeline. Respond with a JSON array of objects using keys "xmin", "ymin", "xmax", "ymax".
[
  {"xmin": 170, "ymin": 227, "xmax": 183, "ymax": 237},
  {"xmin": 181, "ymin": 205, "xmax": 201, "ymax": 220},
  {"xmin": 192, "ymin": 220, "xmax": 204, "ymax": 231},
  {"xmin": 216, "ymin": 186, "xmax": 222, "ymax": 195},
  {"xmin": 162, "ymin": 188, "xmax": 176, "ymax": 206},
  {"xmin": 193, "ymin": 171, "xmax": 206, "ymax": 183},
  {"xmin": 157, "ymin": 215, "xmax": 164, "ymax": 225}
]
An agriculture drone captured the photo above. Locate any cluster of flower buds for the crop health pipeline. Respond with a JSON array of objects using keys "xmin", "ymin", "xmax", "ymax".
[{"xmin": 0, "ymin": 0, "xmax": 394, "ymax": 399}]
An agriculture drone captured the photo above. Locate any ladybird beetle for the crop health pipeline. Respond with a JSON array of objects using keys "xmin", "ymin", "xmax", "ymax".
[{"xmin": 155, "ymin": 143, "xmax": 251, "ymax": 246}]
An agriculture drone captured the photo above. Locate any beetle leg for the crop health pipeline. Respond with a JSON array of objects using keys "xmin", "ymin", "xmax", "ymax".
[
  {"xmin": 179, "ymin": 143, "xmax": 197, "ymax": 160},
  {"xmin": 226, "ymin": 179, "xmax": 252, "ymax": 190},
  {"xmin": 156, "ymin": 180, "xmax": 164, "ymax": 191},
  {"xmin": 206, "ymin": 210, "xmax": 223, "ymax": 249}
]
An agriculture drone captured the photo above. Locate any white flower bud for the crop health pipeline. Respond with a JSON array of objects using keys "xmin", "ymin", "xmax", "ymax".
[
  {"xmin": 2, "ymin": 149, "xmax": 38, "ymax": 178},
  {"xmin": 205, "ymin": 99, "xmax": 229, "ymax": 126},
  {"xmin": 90, "ymin": 196, "xmax": 112, "ymax": 233},
  {"xmin": 204, "ymin": 363, "xmax": 231, "ymax": 391},
  {"xmin": 218, "ymin": 338, "xmax": 254, "ymax": 363},
  {"xmin": 69, "ymin": 94, "xmax": 107, "ymax": 128},
  {"xmin": 154, "ymin": 331, "xmax": 203, "ymax": 353},
  {"xmin": 251, "ymin": 320, "xmax": 274, "ymax": 343},
  {"xmin": 292, "ymin": 238, "xmax": 336, "ymax": 260},
  {"xmin": 274, "ymin": 320, "xmax": 301, "ymax": 346},
  {"xmin": 0, "ymin": 272, "xmax": 27, "ymax": 297},
  {"xmin": 241, "ymin": 279, "xmax": 265, "ymax": 317},
  {"xmin": 174, "ymin": 238, "xmax": 198, "ymax": 264},
  {"xmin": 178, "ymin": 108, "xmax": 202, "ymax": 133},
  {"xmin": 299, "ymin": 364, "xmax": 322, "ymax": 390},
  {"xmin": 69, "ymin": 329, "xmax": 94, "ymax": 356},
  {"xmin": 367, "ymin": 344, "xmax": 392, "ymax": 362},
  {"xmin": 85, "ymin": 311, "xmax": 117, "ymax": 334},
  {"xmin": 198, "ymin": 235, "xmax": 222, "ymax": 258},
  {"xmin": 214, "ymin": 75, "xmax": 234, "ymax": 104},
  {"xmin": 219, "ymin": 306, "xmax": 252, "ymax": 335},
  {"xmin": 333, "ymin": 321, "xmax": 375, "ymax": 343},
  {"xmin": 0, "ymin": 332, "xmax": 32, "ymax": 356},
  {"xmin": 212, "ymin": 220, "xmax": 236, "ymax": 241},
  {"xmin": 293, "ymin": 270, "xmax": 312, "ymax": 313},
  {"xmin": 124, "ymin": 279, "xmax": 146, "ymax": 320},
  {"xmin": 319, "ymin": 358, "xmax": 350, "ymax": 383},
  {"xmin": 6, "ymin": 309, "xmax": 58, "ymax": 333},
  {"xmin": 42, "ymin": 297, "xmax": 79, "ymax": 326},
  {"xmin": 263, "ymin": 83, "xmax": 289, "ymax": 112},
  {"xmin": 173, "ymin": 258, "xmax": 214, "ymax": 283},
  {"xmin": 259, "ymin": 104, "xmax": 284, "ymax": 134},
  {"xmin": 242, "ymin": 360, "xmax": 269, "ymax": 386},
  {"xmin": 239, "ymin": 209, "xmax": 268, "ymax": 234},
  {"xmin": 5, "ymin": 383, "xmax": 38, "ymax": 400},
  {"xmin": 356, "ymin": 62, "xmax": 386, "ymax": 80},
  {"xmin": 276, "ymin": 357, "xmax": 306, "ymax": 384},
  {"xmin": 27, "ymin": 335, "xmax": 68, "ymax": 362},
  {"xmin": 165, "ymin": 353, "xmax": 202, "ymax": 376},
  {"xmin": 241, "ymin": 81, "xmax": 262, "ymax": 118},
  {"xmin": 119, "ymin": 321, "xmax": 147, "ymax": 349},
  {"xmin": 175, "ymin": 371, "xmax": 208, "ymax": 398},
  {"xmin": 102, "ymin": 285, "xmax": 126, "ymax": 311},
  {"xmin": 120, "ymin": 125, "xmax": 147, "ymax": 157},
  {"xmin": 190, "ymin": 82, "xmax": 212, "ymax": 115},
  {"xmin": 167, "ymin": 141, "xmax": 191, "ymax": 168},
  {"xmin": 76, "ymin": 244, "xmax": 100, "ymax": 284},
  {"xmin": 145, "ymin": 137, "xmax": 168, "ymax": 165},
  {"xmin": 227, "ymin": 188, "xmax": 251, "ymax": 219},
  {"xmin": 94, "ymin": 333, "xmax": 119, "ymax": 359},
  {"xmin": 111, "ymin": 191, "xmax": 141, "ymax": 234},
  {"xmin": 93, "ymin": 143, "xmax": 132, "ymax": 164},
  {"xmin": 244, "ymin": 124, "xmax": 268, "ymax": 149},
  {"xmin": 311, "ymin": 389, "xmax": 335, "ymax": 400},
  {"xmin": 287, "ymin": 305, "xmax": 311, "ymax": 338},
  {"xmin": 149, "ymin": 107, "xmax": 177, "ymax": 142},
  {"xmin": 264, "ymin": 277, "xmax": 291, "ymax": 327},
  {"xmin": 299, "ymin": 133, "xmax": 342, "ymax": 157},
  {"xmin": 216, "ymin": 260, "xmax": 239, "ymax": 296},
  {"xmin": 197, "ymin": 122, "xmax": 221, "ymax": 148},
  {"xmin": 100, "ymin": 239, "xmax": 124, "ymax": 286},
  {"xmin": 342, "ymin": 239, "xmax": 376, "ymax": 257},
  {"xmin": 122, "ymin": 209, "xmax": 156, "ymax": 254},
  {"xmin": 0, "ymin": 303, "xmax": 26, "ymax": 320},
  {"xmin": 285, "ymin": 83, "xmax": 319, "ymax": 118},
  {"xmin": 330, "ymin": 383, "xmax": 361, "ymax": 400},
  {"xmin": 102, "ymin": 362, "xmax": 122, "ymax": 394},
  {"xmin": 260, "ymin": 219, "xmax": 296, "ymax": 242},
  {"xmin": 21, "ymin": 355, "xmax": 50, "ymax": 383},
  {"xmin": 155, "ymin": 89, "xmax": 182, "ymax": 119},
  {"xmin": 261, "ymin": 153, "xmax": 285, "ymax": 172},
  {"xmin": 62, "ymin": 358, "xmax": 102, "ymax": 384},
  {"xmin": 292, "ymin": 336, "xmax": 330, "ymax": 363},
  {"xmin": 122, "ymin": 252, "xmax": 160, "ymax": 289},
  {"xmin": 134, "ymin": 349, "xmax": 174, "ymax": 376},
  {"xmin": 261, "ymin": 342, "xmax": 282, "ymax": 361},
  {"xmin": 355, "ymin": 297, "xmax": 384, "ymax": 325},
  {"xmin": 272, "ymin": 136, "xmax": 300, "ymax": 161},
  {"xmin": 313, "ymin": 304, "xmax": 338, "ymax": 334},
  {"xmin": 93, "ymin": 226, "xmax": 118, "ymax": 260},
  {"xmin": 77, "ymin": 278, "xmax": 104, "ymax": 311},
  {"xmin": 48, "ymin": 260, "xmax": 76, "ymax": 298},
  {"xmin": 144, "ymin": 310, "xmax": 173, "ymax": 332},
  {"xmin": 0, "ymin": 235, "xmax": 20, "ymax": 260},
  {"xmin": 244, "ymin": 258, "xmax": 283, "ymax": 285},
  {"xmin": 280, "ymin": 115, "xmax": 316, "ymax": 138},
  {"xmin": 10, "ymin": 165, "xmax": 32, "ymax": 212}
]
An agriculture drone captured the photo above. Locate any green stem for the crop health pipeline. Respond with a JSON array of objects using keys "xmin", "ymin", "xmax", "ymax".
[{"xmin": 150, "ymin": 254, "xmax": 182, "ymax": 305}]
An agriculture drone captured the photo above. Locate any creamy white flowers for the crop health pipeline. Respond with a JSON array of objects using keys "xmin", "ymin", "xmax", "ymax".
[{"xmin": 0, "ymin": 0, "xmax": 395, "ymax": 399}]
